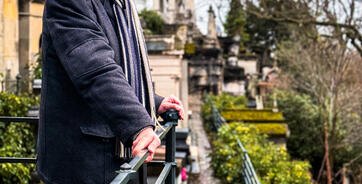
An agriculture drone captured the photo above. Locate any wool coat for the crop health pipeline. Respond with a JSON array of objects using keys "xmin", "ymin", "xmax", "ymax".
[{"xmin": 36, "ymin": 0, "xmax": 164, "ymax": 183}]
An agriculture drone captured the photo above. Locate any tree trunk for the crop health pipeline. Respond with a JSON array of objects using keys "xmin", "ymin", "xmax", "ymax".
[
  {"xmin": 324, "ymin": 122, "xmax": 332, "ymax": 184},
  {"xmin": 342, "ymin": 166, "xmax": 347, "ymax": 184}
]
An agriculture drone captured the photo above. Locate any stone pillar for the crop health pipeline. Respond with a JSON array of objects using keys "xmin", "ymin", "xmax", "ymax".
[
  {"xmin": 19, "ymin": 1, "xmax": 30, "ymax": 92},
  {"xmin": 207, "ymin": 6, "xmax": 217, "ymax": 40},
  {"xmin": 19, "ymin": 1, "xmax": 44, "ymax": 92}
]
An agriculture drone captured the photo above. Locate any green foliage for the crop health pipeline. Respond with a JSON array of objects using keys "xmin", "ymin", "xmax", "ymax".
[
  {"xmin": 275, "ymin": 90, "xmax": 324, "ymax": 176},
  {"xmin": 243, "ymin": 0, "xmax": 316, "ymax": 65},
  {"xmin": 275, "ymin": 90, "xmax": 362, "ymax": 178},
  {"xmin": 201, "ymin": 93, "xmax": 247, "ymax": 132},
  {"xmin": 211, "ymin": 123, "xmax": 312, "ymax": 184},
  {"xmin": 202, "ymin": 92, "xmax": 247, "ymax": 112},
  {"xmin": 33, "ymin": 53, "xmax": 42, "ymax": 79},
  {"xmin": 139, "ymin": 9, "xmax": 165, "ymax": 35},
  {"xmin": 249, "ymin": 123, "xmax": 288, "ymax": 136},
  {"xmin": 224, "ymin": 0, "xmax": 249, "ymax": 46},
  {"xmin": 0, "ymin": 92, "xmax": 39, "ymax": 184}
]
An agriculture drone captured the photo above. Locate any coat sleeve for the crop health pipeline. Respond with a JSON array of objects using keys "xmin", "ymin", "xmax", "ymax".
[
  {"xmin": 44, "ymin": 0, "xmax": 154, "ymax": 144},
  {"xmin": 154, "ymin": 94, "xmax": 164, "ymax": 114}
]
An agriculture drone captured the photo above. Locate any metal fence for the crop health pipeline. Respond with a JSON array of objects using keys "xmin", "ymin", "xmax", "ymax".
[
  {"xmin": 111, "ymin": 110, "xmax": 179, "ymax": 184},
  {"xmin": 0, "ymin": 110, "xmax": 180, "ymax": 184},
  {"xmin": 205, "ymin": 96, "xmax": 261, "ymax": 184}
]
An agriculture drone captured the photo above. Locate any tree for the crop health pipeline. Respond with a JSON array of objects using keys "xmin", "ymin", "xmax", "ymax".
[
  {"xmin": 276, "ymin": 38, "xmax": 362, "ymax": 182},
  {"xmin": 139, "ymin": 9, "xmax": 165, "ymax": 35},
  {"xmin": 245, "ymin": 0, "xmax": 362, "ymax": 56},
  {"xmin": 243, "ymin": 0, "xmax": 317, "ymax": 70},
  {"xmin": 224, "ymin": 0, "xmax": 249, "ymax": 45}
]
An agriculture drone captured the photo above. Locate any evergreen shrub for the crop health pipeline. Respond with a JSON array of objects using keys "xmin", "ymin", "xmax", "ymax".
[
  {"xmin": 0, "ymin": 92, "xmax": 39, "ymax": 184},
  {"xmin": 221, "ymin": 110, "xmax": 284, "ymax": 121}
]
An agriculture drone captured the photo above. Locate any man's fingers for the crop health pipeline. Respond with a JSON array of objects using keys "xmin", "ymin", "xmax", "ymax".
[
  {"xmin": 132, "ymin": 133, "xmax": 147, "ymax": 150},
  {"xmin": 145, "ymin": 152, "xmax": 155, "ymax": 163},
  {"xmin": 145, "ymin": 137, "xmax": 160, "ymax": 163},
  {"xmin": 168, "ymin": 95, "xmax": 182, "ymax": 106},
  {"xmin": 164, "ymin": 102, "xmax": 184, "ymax": 120},
  {"xmin": 132, "ymin": 127, "xmax": 154, "ymax": 151},
  {"xmin": 147, "ymin": 137, "xmax": 161, "ymax": 154},
  {"xmin": 132, "ymin": 136, "xmax": 154, "ymax": 156},
  {"xmin": 132, "ymin": 137, "xmax": 142, "ymax": 150},
  {"xmin": 163, "ymin": 102, "xmax": 183, "ymax": 112}
]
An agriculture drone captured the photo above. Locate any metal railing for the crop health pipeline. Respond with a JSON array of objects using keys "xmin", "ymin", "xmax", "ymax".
[
  {"xmin": 205, "ymin": 96, "xmax": 261, "ymax": 184},
  {"xmin": 0, "ymin": 109, "xmax": 180, "ymax": 184},
  {"xmin": 0, "ymin": 116, "xmax": 38, "ymax": 164},
  {"xmin": 111, "ymin": 109, "xmax": 179, "ymax": 184}
]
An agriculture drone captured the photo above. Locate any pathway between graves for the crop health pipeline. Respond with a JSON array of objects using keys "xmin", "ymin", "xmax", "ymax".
[{"xmin": 189, "ymin": 95, "xmax": 220, "ymax": 184}]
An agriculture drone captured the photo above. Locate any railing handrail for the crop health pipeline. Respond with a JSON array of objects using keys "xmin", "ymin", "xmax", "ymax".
[
  {"xmin": 205, "ymin": 95, "xmax": 261, "ymax": 184},
  {"xmin": 111, "ymin": 121, "xmax": 176, "ymax": 184},
  {"xmin": 0, "ymin": 116, "xmax": 39, "ymax": 123},
  {"xmin": 0, "ymin": 116, "xmax": 39, "ymax": 164}
]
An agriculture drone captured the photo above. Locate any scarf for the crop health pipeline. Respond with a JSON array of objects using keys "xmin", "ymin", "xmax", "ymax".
[{"xmin": 112, "ymin": 0, "xmax": 158, "ymax": 124}]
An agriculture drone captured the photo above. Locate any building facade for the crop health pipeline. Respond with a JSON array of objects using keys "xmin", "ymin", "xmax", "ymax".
[
  {"xmin": 0, "ymin": 0, "xmax": 19, "ymax": 92},
  {"xmin": 0, "ymin": 0, "xmax": 43, "ymax": 92},
  {"xmin": 137, "ymin": 0, "xmax": 195, "ymax": 127},
  {"xmin": 135, "ymin": 0, "xmax": 194, "ymax": 24}
]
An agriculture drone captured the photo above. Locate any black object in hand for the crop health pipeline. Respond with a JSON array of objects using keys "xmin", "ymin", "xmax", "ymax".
[{"xmin": 160, "ymin": 109, "xmax": 179, "ymax": 124}]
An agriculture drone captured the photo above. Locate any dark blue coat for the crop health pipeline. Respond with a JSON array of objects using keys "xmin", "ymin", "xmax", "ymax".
[{"xmin": 37, "ymin": 0, "xmax": 163, "ymax": 183}]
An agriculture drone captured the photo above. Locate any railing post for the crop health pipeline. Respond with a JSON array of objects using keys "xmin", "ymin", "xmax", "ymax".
[
  {"xmin": 161, "ymin": 109, "xmax": 179, "ymax": 184},
  {"xmin": 166, "ymin": 124, "xmax": 176, "ymax": 184},
  {"xmin": 138, "ymin": 163, "xmax": 147, "ymax": 184}
]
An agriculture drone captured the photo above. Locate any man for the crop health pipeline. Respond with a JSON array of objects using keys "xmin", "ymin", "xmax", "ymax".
[{"xmin": 37, "ymin": 0, "xmax": 184, "ymax": 183}]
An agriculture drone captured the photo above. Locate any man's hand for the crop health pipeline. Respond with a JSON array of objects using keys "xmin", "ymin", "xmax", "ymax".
[
  {"xmin": 132, "ymin": 127, "xmax": 161, "ymax": 163},
  {"xmin": 157, "ymin": 95, "xmax": 185, "ymax": 120}
]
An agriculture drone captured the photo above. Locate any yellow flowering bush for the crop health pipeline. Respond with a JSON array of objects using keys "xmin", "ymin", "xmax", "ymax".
[{"xmin": 211, "ymin": 123, "xmax": 312, "ymax": 184}]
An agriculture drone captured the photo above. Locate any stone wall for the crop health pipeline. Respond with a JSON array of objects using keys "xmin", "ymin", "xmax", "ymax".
[
  {"xmin": 1, "ymin": 0, "xmax": 19, "ymax": 92},
  {"xmin": 149, "ymin": 54, "xmax": 189, "ymax": 127},
  {"xmin": 0, "ymin": 0, "xmax": 3, "ymax": 87}
]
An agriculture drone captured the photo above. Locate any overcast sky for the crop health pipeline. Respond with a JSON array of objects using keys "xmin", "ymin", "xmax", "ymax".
[{"xmin": 195, "ymin": 0, "xmax": 229, "ymax": 35}]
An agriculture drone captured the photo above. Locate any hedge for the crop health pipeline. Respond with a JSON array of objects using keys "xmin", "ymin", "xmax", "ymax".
[
  {"xmin": 211, "ymin": 123, "xmax": 312, "ymax": 184},
  {"xmin": 0, "ymin": 92, "xmax": 39, "ymax": 184},
  {"xmin": 221, "ymin": 110, "xmax": 284, "ymax": 121}
]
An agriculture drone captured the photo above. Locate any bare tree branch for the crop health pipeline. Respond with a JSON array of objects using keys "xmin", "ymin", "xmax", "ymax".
[{"xmin": 245, "ymin": 0, "xmax": 362, "ymax": 56}]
